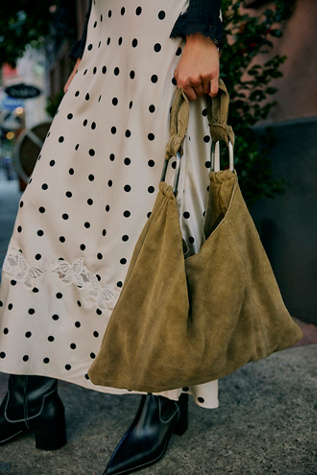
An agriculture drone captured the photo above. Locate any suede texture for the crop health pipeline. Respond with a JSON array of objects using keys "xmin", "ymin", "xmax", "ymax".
[
  {"xmin": 88, "ymin": 81, "xmax": 302, "ymax": 392},
  {"xmin": 88, "ymin": 170, "xmax": 302, "ymax": 392}
]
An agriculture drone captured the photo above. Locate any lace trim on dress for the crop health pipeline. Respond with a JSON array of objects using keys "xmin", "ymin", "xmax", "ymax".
[
  {"xmin": 3, "ymin": 249, "xmax": 44, "ymax": 289},
  {"xmin": 52, "ymin": 258, "xmax": 118, "ymax": 310},
  {"xmin": 3, "ymin": 249, "xmax": 118, "ymax": 311}
]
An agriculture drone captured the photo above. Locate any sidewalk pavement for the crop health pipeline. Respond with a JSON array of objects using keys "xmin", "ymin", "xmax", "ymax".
[{"xmin": 0, "ymin": 175, "xmax": 316, "ymax": 475}]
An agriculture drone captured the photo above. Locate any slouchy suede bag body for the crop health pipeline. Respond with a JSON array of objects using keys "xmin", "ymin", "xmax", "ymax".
[{"xmin": 88, "ymin": 80, "xmax": 302, "ymax": 392}]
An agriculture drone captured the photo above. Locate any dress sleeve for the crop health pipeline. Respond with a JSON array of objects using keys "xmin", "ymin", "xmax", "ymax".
[
  {"xmin": 69, "ymin": 0, "xmax": 92, "ymax": 60},
  {"xmin": 170, "ymin": 0, "xmax": 223, "ymax": 49}
]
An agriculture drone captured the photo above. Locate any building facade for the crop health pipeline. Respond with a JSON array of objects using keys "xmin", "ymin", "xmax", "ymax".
[{"xmin": 245, "ymin": 0, "xmax": 317, "ymax": 324}]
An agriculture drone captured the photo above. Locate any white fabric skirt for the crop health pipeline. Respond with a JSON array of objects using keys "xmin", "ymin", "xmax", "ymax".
[{"xmin": 0, "ymin": 0, "xmax": 219, "ymax": 409}]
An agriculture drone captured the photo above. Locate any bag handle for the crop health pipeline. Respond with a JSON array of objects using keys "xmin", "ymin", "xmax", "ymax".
[{"xmin": 165, "ymin": 79, "xmax": 235, "ymax": 163}]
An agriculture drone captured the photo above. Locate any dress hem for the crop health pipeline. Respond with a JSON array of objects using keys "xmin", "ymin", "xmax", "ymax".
[{"xmin": 0, "ymin": 367, "xmax": 220, "ymax": 409}]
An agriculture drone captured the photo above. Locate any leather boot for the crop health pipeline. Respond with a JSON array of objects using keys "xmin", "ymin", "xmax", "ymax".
[
  {"xmin": 0, "ymin": 374, "xmax": 66, "ymax": 450},
  {"xmin": 104, "ymin": 393, "xmax": 188, "ymax": 475}
]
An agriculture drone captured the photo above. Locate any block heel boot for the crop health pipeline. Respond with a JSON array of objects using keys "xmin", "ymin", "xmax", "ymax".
[
  {"xmin": 0, "ymin": 374, "xmax": 66, "ymax": 450},
  {"xmin": 104, "ymin": 393, "xmax": 188, "ymax": 475}
]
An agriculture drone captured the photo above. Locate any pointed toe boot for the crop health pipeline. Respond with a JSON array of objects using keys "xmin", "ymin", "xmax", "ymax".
[
  {"xmin": 104, "ymin": 393, "xmax": 188, "ymax": 475},
  {"xmin": 0, "ymin": 374, "xmax": 66, "ymax": 450}
]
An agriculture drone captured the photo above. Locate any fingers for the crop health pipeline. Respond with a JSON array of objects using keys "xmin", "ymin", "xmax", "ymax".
[
  {"xmin": 209, "ymin": 77, "xmax": 219, "ymax": 98},
  {"xmin": 181, "ymin": 86, "xmax": 197, "ymax": 101},
  {"xmin": 64, "ymin": 70, "xmax": 75, "ymax": 94},
  {"xmin": 202, "ymin": 77, "xmax": 211, "ymax": 95},
  {"xmin": 174, "ymin": 63, "xmax": 219, "ymax": 101},
  {"xmin": 64, "ymin": 78, "xmax": 71, "ymax": 94},
  {"xmin": 181, "ymin": 79, "xmax": 204, "ymax": 101},
  {"xmin": 64, "ymin": 58, "xmax": 82, "ymax": 94},
  {"xmin": 175, "ymin": 70, "xmax": 217, "ymax": 101},
  {"xmin": 175, "ymin": 75, "xmax": 219, "ymax": 101}
]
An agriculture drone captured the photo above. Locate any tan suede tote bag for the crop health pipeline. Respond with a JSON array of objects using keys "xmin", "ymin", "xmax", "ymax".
[{"xmin": 88, "ymin": 80, "xmax": 302, "ymax": 392}]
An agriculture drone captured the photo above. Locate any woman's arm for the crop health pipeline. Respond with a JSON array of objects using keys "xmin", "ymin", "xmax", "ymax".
[
  {"xmin": 64, "ymin": 57, "xmax": 81, "ymax": 93},
  {"xmin": 65, "ymin": 0, "xmax": 222, "ymax": 98},
  {"xmin": 172, "ymin": 0, "xmax": 222, "ymax": 100},
  {"xmin": 69, "ymin": 0, "xmax": 222, "ymax": 60}
]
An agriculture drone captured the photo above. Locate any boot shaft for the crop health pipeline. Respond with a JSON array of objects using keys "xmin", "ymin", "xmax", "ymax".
[
  {"xmin": 3, "ymin": 375, "xmax": 63, "ymax": 424},
  {"xmin": 0, "ymin": 375, "xmax": 66, "ymax": 450}
]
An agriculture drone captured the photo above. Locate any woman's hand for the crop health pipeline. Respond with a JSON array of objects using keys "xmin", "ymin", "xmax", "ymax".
[
  {"xmin": 64, "ymin": 58, "xmax": 82, "ymax": 93},
  {"xmin": 174, "ymin": 33, "xmax": 219, "ymax": 101}
]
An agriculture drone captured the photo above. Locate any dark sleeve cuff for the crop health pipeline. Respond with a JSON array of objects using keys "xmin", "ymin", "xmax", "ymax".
[
  {"xmin": 170, "ymin": 15, "xmax": 223, "ymax": 49},
  {"xmin": 69, "ymin": 0, "xmax": 92, "ymax": 60},
  {"xmin": 170, "ymin": 0, "xmax": 223, "ymax": 49},
  {"xmin": 69, "ymin": 39, "xmax": 86, "ymax": 61}
]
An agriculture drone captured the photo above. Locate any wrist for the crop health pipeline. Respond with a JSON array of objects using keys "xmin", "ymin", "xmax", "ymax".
[{"xmin": 185, "ymin": 32, "xmax": 214, "ymax": 46}]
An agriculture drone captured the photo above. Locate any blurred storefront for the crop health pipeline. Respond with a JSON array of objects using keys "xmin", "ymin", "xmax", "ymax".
[
  {"xmin": 0, "ymin": 49, "xmax": 50, "ymax": 187},
  {"xmin": 0, "ymin": 1, "xmax": 83, "ymax": 187}
]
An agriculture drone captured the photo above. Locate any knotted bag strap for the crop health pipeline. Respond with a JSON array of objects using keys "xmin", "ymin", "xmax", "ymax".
[
  {"xmin": 165, "ymin": 78, "xmax": 235, "ymax": 160},
  {"xmin": 207, "ymin": 79, "xmax": 235, "ymax": 146}
]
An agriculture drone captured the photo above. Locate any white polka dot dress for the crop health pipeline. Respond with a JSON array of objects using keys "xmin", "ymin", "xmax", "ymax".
[{"xmin": 0, "ymin": 0, "xmax": 219, "ymax": 409}]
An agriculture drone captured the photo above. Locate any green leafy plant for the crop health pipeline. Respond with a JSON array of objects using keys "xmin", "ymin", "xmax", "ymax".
[
  {"xmin": 0, "ymin": 1, "xmax": 76, "ymax": 68},
  {"xmin": 220, "ymin": 0, "xmax": 295, "ymax": 205}
]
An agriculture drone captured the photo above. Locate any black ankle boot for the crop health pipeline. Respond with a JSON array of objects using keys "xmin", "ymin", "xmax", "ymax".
[
  {"xmin": 104, "ymin": 393, "xmax": 188, "ymax": 475},
  {"xmin": 0, "ymin": 374, "xmax": 66, "ymax": 450}
]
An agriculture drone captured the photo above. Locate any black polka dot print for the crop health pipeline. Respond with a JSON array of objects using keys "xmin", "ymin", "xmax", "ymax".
[{"xmin": 0, "ymin": 0, "xmax": 219, "ymax": 411}]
